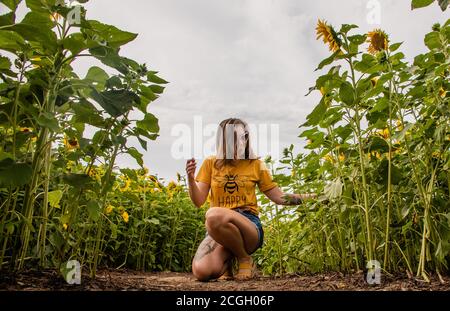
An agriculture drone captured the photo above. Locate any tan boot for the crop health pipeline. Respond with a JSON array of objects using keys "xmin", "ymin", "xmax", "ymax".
[
  {"xmin": 218, "ymin": 259, "xmax": 234, "ymax": 281},
  {"xmin": 235, "ymin": 257, "xmax": 256, "ymax": 281}
]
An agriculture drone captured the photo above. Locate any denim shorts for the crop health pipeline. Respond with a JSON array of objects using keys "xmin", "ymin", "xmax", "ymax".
[
  {"xmin": 204, "ymin": 208, "xmax": 264, "ymax": 253},
  {"xmin": 233, "ymin": 209, "xmax": 264, "ymax": 253}
]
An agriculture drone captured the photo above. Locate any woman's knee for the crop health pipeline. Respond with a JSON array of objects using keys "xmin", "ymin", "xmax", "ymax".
[
  {"xmin": 205, "ymin": 207, "xmax": 229, "ymax": 232},
  {"xmin": 192, "ymin": 261, "xmax": 213, "ymax": 282}
]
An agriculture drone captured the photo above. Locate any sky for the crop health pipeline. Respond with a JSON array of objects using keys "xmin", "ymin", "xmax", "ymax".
[{"xmin": 9, "ymin": 0, "xmax": 450, "ymax": 182}]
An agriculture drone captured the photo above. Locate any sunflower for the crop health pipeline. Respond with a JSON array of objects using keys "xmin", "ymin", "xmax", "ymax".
[
  {"xmin": 105, "ymin": 205, "xmax": 114, "ymax": 215},
  {"xmin": 167, "ymin": 181, "xmax": 177, "ymax": 191},
  {"xmin": 376, "ymin": 128, "xmax": 390, "ymax": 139},
  {"xmin": 316, "ymin": 19, "xmax": 341, "ymax": 52},
  {"xmin": 323, "ymin": 154, "xmax": 334, "ymax": 163},
  {"xmin": 64, "ymin": 136, "xmax": 79, "ymax": 150},
  {"xmin": 50, "ymin": 12, "xmax": 62, "ymax": 22},
  {"xmin": 119, "ymin": 178, "xmax": 131, "ymax": 192},
  {"xmin": 370, "ymin": 77, "xmax": 379, "ymax": 87},
  {"xmin": 367, "ymin": 29, "xmax": 389, "ymax": 55},
  {"xmin": 122, "ymin": 211, "xmax": 129, "ymax": 223},
  {"xmin": 368, "ymin": 151, "xmax": 382, "ymax": 160}
]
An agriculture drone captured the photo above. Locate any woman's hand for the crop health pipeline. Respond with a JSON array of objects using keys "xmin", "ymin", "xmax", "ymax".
[
  {"xmin": 263, "ymin": 187, "xmax": 318, "ymax": 205},
  {"xmin": 185, "ymin": 158, "xmax": 210, "ymax": 208},
  {"xmin": 186, "ymin": 158, "xmax": 197, "ymax": 180}
]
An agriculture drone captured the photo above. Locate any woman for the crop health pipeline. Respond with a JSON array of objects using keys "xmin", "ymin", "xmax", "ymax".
[{"xmin": 186, "ymin": 118, "xmax": 316, "ymax": 281}]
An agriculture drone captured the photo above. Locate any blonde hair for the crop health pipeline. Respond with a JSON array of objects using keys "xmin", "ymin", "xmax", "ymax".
[{"xmin": 214, "ymin": 118, "xmax": 259, "ymax": 170}]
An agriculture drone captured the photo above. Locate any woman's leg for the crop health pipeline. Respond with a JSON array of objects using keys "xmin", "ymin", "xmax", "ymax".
[
  {"xmin": 192, "ymin": 235, "xmax": 233, "ymax": 281},
  {"xmin": 204, "ymin": 207, "xmax": 259, "ymax": 260}
]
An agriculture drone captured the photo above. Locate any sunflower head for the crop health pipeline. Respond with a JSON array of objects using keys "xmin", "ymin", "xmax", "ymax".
[
  {"xmin": 64, "ymin": 136, "xmax": 79, "ymax": 150},
  {"xmin": 316, "ymin": 19, "xmax": 341, "ymax": 52},
  {"xmin": 122, "ymin": 211, "xmax": 129, "ymax": 223},
  {"xmin": 105, "ymin": 205, "xmax": 114, "ymax": 215},
  {"xmin": 367, "ymin": 29, "xmax": 389, "ymax": 55},
  {"xmin": 370, "ymin": 77, "xmax": 379, "ymax": 87}
]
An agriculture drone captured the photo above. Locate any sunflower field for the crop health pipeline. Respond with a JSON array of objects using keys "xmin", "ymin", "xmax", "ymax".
[
  {"xmin": 0, "ymin": 0, "xmax": 205, "ymax": 279},
  {"xmin": 254, "ymin": 3, "xmax": 450, "ymax": 282},
  {"xmin": 0, "ymin": 0, "xmax": 449, "ymax": 284}
]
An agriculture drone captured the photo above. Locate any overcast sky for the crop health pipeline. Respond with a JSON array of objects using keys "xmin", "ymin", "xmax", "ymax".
[{"xmin": 12, "ymin": 0, "xmax": 449, "ymax": 182}]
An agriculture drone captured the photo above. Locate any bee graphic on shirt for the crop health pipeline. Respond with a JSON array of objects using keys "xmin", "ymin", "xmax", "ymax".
[{"xmin": 213, "ymin": 175, "xmax": 252, "ymax": 194}]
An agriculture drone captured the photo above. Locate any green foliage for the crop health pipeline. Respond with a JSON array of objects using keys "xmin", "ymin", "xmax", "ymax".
[
  {"xmin": 0, "ymin": 0, "xmax": 169, "ymax": 276},
  {"xmin": 255, "ymin": 18, "xmax": 450, "ymax": 280}
]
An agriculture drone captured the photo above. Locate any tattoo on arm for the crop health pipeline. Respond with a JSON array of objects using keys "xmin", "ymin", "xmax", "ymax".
[
  {"xmin": 193, "ymin": 237, "xmax": 219, "ymax": 262},
  {"xmin": 281, "ymin": 194, "xmax": 302, "ymax": 205}
]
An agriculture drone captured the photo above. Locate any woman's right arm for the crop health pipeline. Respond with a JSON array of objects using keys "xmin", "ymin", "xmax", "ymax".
[{"xmin": 186, "ymin": 158, "xmax": 210, "ymax": 208}]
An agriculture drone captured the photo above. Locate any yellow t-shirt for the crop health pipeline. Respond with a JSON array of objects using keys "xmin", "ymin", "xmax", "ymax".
[{"xmin": 195, "ymin": 155, "xmax": 278, "ymax": 215}]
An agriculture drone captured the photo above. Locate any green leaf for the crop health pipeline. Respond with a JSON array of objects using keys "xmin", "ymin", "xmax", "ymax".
[
  {"xmin": 71, "ymin": 100, "xmax": 104, "ymax": 127},
  {"xmin": 110, "ymin": 223, "xmax": 117, "ymax": 239},
  {"xmin": 348, "ymin": 34, "xmax": 366, "ymax": 45},
  {"xmin": 424, "ymin": 31, "xmax": 441, "ymax": 49},
  {"xmin": 149, "ymin": 84, "xmax": 165, "ymax": 94},
  {"xmin": 369, "ymin": 136, "xmax": 389, "ymax": 153},
  {"xmin": 354, "ymin": 53, "xmax": 377, "ymax": 73},
  {"xmin": 139, "ymin": 85, "xmax": 158, "ymax": 101},
  {"xmin": 304, "ymin": 98, "xmax": 328, "ymax": 126},
  {"xmin": 9, "ymin": 23, "xmax": 57, "ymax": 52},
  {"xmin": 62, "ymin": 173, "xmax": 91, "ymax": 187},
  {"xmin": 137, "ymin": 136, "xmax": 147, "ymax": 151},
  {"xmin": 87, "ymin": 200, "xmax": 100, "ymax": 221},
  {"xmin": 340, "ymin": 24, "xmax": 358, "ymax": 34},
  {"xmin": 127, "ymin": 147, "xmax": 143, "ymax": 167},
  {"xmin": 25, "ymin": 0, "xmax": 49, "ymax": 12},
  {"xmin": 86, "ymin": 20, "xmax": 138, "ymax": 48},
  {"xmin": 0, "ymin": 30, "xmax": 26, "ymax": 53},
  {"xmin": 438, "ymin": 0, "xmax": 449, "ymax": 10},
  {"xmin": 411, "ymin": 0, "xmax": 435, "ymax": 9},
  {"xmin": 0, "ymin": 159, "xmax": 32, "ymax": 187},
  {"xmin": 36, "ymin": 112, "xmax": 59, "ymax": 131},
  {"xmin": 315, "ymin": 50, "xmax": 342, "ymax": 71},
  {"xmin": 1, "ymin": 0, "xmax": 22, "ymax": 11},
  {"xmin": 147, "ymin": 72, "xmax": 169, "ymax": 84},
  {"xmin": 62, "ymin": 32, "xmax": 87, "ymax": 55},
  {"xmin": 105, "ymin": 76, "xmax": 123, "ymax": 89},
  {"xmin": 389, "ymin": 42, "xmax": 403, "ymax": 52},
  {"xmin": 376, "ymin": 159, "xmax": 403, "ymax": 185},
  {"xmin": 21, "ymin": 11, "xmax": 53, "ymax": 29},
  {"xmin": 84, "ymin": 66, "xmax": 109, "ymax": 89},
  {"xmin": 339, "ymin": 81, "xmax": 355, "ymax": 105},
  {"xmin": 136, "ymin": 113, "xmax": 159, "ymax": 133},
  {"xmin": 370, "ymin": 98, "xmax": 389, "ymax": 113},
  {"xmin": 89, "ymin": 46, "xmax": 129, "ymax": 74},
  {"xmin": 89, "ymin": 87, "xmax": 140, "ymax": 117},
  {"xmin": 48, "ymin": 190, "xmax": 63, "ymax": 208},
  {"xmin": 0, "ymin": 12, "xmax": 15, "ymax": 26},
  {"xmin": 0, "ymin": 56, "xmax": 12, "ymax": 70}
]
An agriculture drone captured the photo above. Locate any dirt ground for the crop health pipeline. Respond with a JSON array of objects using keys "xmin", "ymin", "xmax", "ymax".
[{"xmin": 1, "ymin": 268, "xmax": 450, "ymax": 291}]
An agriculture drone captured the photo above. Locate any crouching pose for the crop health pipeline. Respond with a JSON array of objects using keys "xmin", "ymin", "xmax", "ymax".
[{"xmin": 186, "ymin": 118, "xmax": 317, "ymax": 281}]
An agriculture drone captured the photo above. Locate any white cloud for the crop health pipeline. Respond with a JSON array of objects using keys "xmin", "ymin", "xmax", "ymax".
[{"xmin": 63, "ymin": 0, "xmax": 449, "ymax": 181}]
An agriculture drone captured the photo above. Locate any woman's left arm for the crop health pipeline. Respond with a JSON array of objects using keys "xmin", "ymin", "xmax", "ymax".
[{"xmin": 263, "ymin": 186, "xmax": 317, "ymax": 205}]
